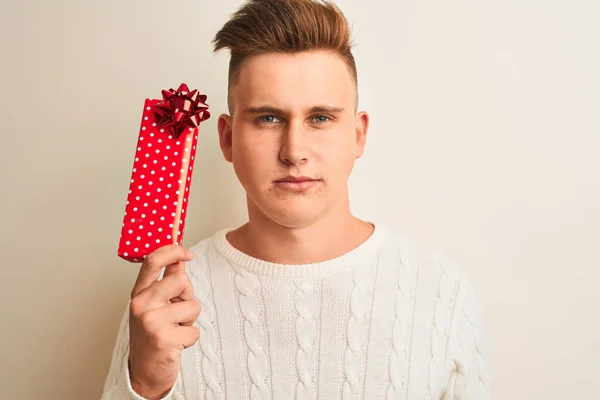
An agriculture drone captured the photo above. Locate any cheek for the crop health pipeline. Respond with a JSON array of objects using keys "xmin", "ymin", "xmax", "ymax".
[
  {"xmin": 232, "ymin": 137, "xmax": 273, "ymax": 189},
  {"xmin": 319, "ymin": 134, "xmax": 356, "ymax": 172}
]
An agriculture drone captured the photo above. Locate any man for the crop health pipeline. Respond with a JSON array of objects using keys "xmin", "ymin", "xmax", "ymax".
[{"xmin": 102, "ymin": 0, "xmax": 491, "ymax": 399}]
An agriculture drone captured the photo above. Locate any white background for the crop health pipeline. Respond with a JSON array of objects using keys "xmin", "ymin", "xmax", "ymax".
[{"xmin": 1, "ymin": 0, "xmax": 598, "ymax": 398}]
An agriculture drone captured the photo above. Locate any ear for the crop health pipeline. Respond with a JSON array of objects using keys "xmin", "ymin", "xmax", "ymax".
[
  {"xmin": 217, "ymin": 113, "xmax": 233, "ymax": 163},
  {"xmin": 354, "ymin": 111, "xmax": 369, "ymax": 159}
]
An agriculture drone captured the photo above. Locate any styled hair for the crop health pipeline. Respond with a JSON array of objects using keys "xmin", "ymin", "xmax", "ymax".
[{"xmin": 212, "ymin": 0, "xmax": 357, "ymax": 111}]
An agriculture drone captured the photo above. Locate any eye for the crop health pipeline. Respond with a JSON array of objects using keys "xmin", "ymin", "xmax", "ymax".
[
  {"xmin": 312, "ymin": 115, "xmax": 331, "ymax": 124},
  {"xmin": 257, "ymin": 115, "xmax": 281, "ymax": 124}
]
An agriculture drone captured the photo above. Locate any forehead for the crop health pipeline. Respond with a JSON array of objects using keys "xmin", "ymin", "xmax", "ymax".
[{"xmin": 233, "ymin": 51, "xmax": 355, "ymax": 110}]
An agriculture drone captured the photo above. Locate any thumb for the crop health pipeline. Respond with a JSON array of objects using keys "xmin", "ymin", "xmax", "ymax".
[
  {"xmin": 164, "ymin": 260, "xmax": 190, "ymax": 303},
  {"xmin": 164, "ymin": 260, "xmax": 187, "ymax": 278}
]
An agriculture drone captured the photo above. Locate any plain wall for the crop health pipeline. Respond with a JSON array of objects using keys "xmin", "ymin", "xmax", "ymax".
[{"xmin": 1, "ymin": 0, "xmax": 598, "ymax": 398}]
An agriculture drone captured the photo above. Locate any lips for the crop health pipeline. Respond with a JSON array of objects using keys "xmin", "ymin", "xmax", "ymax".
[
  {"xmin": 275, "ymin": 175, "xmax": 317, "ymax": 183},
  {"xmin": 274, "ymin": 175, "xmax": 321, "ymax": 192}
]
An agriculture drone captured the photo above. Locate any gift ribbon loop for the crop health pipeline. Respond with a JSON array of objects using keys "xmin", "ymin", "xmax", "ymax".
[{"xmin": 153, "ymin": 83, "xmax": 210, "ymax": 138}]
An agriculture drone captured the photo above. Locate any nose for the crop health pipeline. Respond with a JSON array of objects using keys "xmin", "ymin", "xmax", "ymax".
[{"xmin": 279, "ymin": 119, "xmax": 309, "ymax": 166}]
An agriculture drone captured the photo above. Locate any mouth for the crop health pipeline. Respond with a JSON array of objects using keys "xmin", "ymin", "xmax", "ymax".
[
  {"xmin": 274, "ymin": 175, "xmax": 321, "ymax": 192},
  {"xmin": 275, "ymin": 175, "xmax": 318, "ymax": 183}
]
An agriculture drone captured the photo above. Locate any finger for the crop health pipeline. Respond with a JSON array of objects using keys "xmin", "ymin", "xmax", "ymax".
[
  {"xmin": 155, "ymin": 300, "xmax": 202, "ymax": 327},
  {"xmin": 164, "ymin": 261, "xmax": 187, "ymax": 303},
  {"xmin": 177, "ymin": 300, "xmax": 202, "ymax": 326},
  {"xmin": 173, "ymin": 325, "xmax": 200, "ymax": 350},
  {"xmin": 165, "ymin": 260, "xmax": 195, "ymax": 303},
  {"xmin": 138, "ymin": 270, "xmax": 195, "ymax": 309},
  {"xmin": 131, "ymin": 245, "xmax": 194, "ymax": 298}
]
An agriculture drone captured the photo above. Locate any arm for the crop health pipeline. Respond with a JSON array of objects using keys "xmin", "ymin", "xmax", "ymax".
[
  {"xmin": 442, "ymin": 272, "xmax": 492, "ymax": 399},
  {"xmin": 100, "ymin": 301, "xmax": 184, "ymax": 400}
]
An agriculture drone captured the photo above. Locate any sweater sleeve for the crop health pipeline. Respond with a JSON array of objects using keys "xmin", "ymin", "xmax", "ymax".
[
  {"xmin": 100, "ymin": 301, "xmax": 185, "ymax": 400},
  {"xmin": 442, "ymin": 272, "xmax": 492, "ymax": 400}
]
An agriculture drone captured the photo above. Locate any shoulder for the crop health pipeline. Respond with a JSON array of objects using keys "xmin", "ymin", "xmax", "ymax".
[
  {"xmin": 379, "ymin": 224, "xmax": 470, "ymax": 298},
  {"xmin": 382, "ymin": 224, "xmax": 486, "ymax": 326},
  {"xmin": 388, "ymin": 227, "xmax": 485, "ymax": 327},
  {"xmin": 187, "ymin": 235, "xmax": 213, "ymax": 257},
  {"xmin": 380, "ymin": 225, "xmax": 462, "ymax": 277},
  {"xmin": 183, "ymin": 228, "xmax": 230, "ymax": 277},
  {"xmin": 186, "ymin": 227, "xmax": 230, "ymax": 257}
]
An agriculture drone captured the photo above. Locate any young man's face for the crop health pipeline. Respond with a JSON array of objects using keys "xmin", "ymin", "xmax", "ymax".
[{"xmin": 218, "ymin": 50, "xmax": 369, "ymax": 227}]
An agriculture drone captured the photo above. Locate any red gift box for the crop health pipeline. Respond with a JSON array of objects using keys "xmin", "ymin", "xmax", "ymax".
[{"xmin": 118, "ymin": 84, "xmax": 210, "ymax": 262}]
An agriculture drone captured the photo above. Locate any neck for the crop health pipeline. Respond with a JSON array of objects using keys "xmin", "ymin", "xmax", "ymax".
[{"xmin": 227, "ymin": 196, "xmax": 374, "ymax": 265}]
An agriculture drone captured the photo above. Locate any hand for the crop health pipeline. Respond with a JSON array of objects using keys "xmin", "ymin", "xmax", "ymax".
[{"xmin": 128, "ymin": 245, "xmax": 201, "ymax": 399}]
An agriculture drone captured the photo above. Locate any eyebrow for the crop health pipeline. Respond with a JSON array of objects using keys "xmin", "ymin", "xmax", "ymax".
[{"xmin": 244, "ymin": 105, "xmax": 346, "ymax": 114}]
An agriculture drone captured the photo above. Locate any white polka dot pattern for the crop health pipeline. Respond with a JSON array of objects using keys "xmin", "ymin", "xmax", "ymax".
[{"xmin": 118, "ymin": 98, "xmax": 205, "ymax": 262}]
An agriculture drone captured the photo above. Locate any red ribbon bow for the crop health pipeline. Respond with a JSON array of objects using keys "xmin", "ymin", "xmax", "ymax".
[{"xmin": 153, "ymin": 83, "xmax": 210, "ymax": 138}]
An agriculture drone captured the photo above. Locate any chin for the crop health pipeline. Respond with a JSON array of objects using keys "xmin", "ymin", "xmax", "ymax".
[
  {"xmin": 263, "ymin": 204, "xmax": 324, "ymax": 228},
  {"xmin": 247, "ymin": 186, "xmax": 329, "ymax": 227}
]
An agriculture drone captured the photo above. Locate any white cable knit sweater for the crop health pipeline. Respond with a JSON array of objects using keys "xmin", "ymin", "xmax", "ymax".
[{"xmin": 101, "ymin": 223, "xmax": 491, "ymax": 399}]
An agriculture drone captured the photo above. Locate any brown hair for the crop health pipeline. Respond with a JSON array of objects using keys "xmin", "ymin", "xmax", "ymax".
[{"xmin": 212, "ymin": 0, "xmax": 357, "ymax": 111}]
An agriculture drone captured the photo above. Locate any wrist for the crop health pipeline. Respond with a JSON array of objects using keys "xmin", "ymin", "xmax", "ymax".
[
  {"xmin": 128, "ymin": 359, "xmax": 173, "ymax": 400},
  {"xmin": 131, "ymin": 380, "xmax": 172, "ymax": 400}
]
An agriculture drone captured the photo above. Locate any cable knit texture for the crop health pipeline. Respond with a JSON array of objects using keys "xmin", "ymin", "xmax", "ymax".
[
  {"xmin": 293, "ymin": 279, "xmax": 317, "ymax": 398},
  {"xmin": 342, "ymin": 255, "xmax": 378, "ymax": 399},
  {"xmin": 188, "ymin": 244, "xmax": 224, "ymax": 399},
  {"xmin": 101, "ymin": 223, "xmax": 491, "ymax": 399},
  {"xmin": 386, "ymin": 235, "xmax": 418, "ymax": 399},
  {"xmin": 232, "ymin": 263, "xmax": 271, "ymax": 399}
]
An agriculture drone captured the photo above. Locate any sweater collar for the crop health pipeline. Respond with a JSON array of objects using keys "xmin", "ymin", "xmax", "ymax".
[{"xmin": 212, "ymin": 222, "xmax": 392, "ymax": 278}]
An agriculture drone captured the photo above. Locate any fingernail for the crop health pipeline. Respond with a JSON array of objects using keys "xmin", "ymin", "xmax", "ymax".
[{"xmin": 187, "ymin": 249, "xmax": 194, "ymax": 258}]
